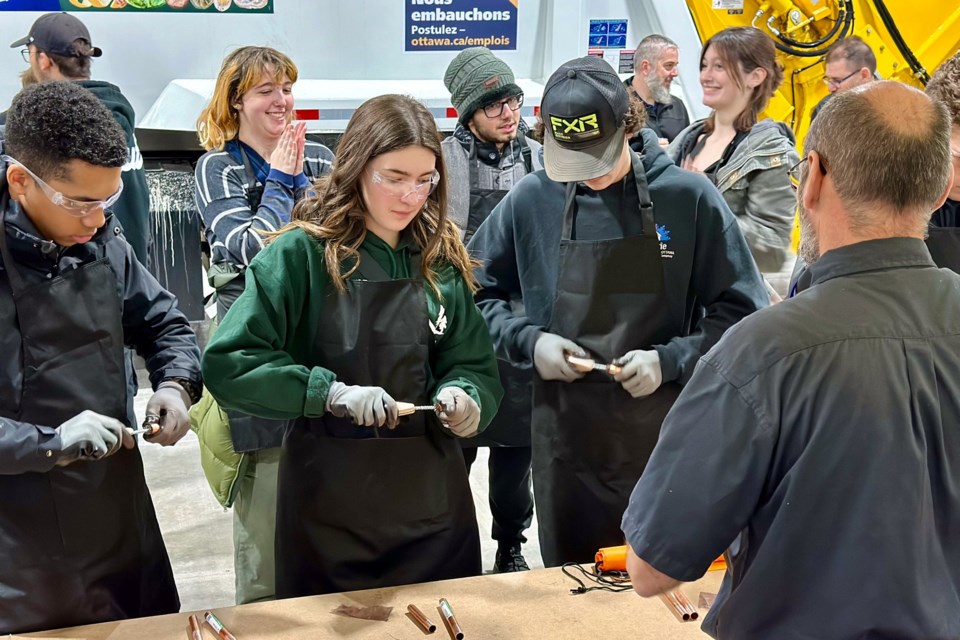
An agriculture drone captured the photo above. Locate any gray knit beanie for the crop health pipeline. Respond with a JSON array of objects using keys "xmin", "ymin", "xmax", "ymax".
[{"xmin": 444, "ymin": 47, "xmax": 522, "ymax": 124}]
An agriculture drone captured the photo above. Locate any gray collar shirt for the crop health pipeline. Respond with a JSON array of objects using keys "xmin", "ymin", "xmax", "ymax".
[{"xmin": 622, "ymin": 237, "xmax": 960, "ymax": 639}]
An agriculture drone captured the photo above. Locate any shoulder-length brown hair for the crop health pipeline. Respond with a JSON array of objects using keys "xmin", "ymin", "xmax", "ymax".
[
  {"xmin": 283, "ymin": 94, "xmax": 478, "ymax": 294},
  {"xmin": 196, "ymin": 46, "xmax": 298, "ymax": 151},
  {"xmin": 702, "ymin": 27, "xmax": 784, "ymax": 134}
]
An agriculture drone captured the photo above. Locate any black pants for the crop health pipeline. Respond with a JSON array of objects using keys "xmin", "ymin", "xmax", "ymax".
[{"xmin": 462, "ymin": 446, "xmax": 534, "ymax": 546}]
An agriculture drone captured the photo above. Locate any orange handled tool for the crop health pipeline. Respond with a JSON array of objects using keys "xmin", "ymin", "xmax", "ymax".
[{"xmin": 595, "ymin": 545, "xmax": 628, "ymax": 572}]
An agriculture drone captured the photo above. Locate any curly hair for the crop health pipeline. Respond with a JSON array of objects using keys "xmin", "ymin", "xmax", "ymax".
[
  {"xmin": 701, "ymin": 27, "xmax": 784, "ymax": 133},
  {"xmin": 3, "ymin": 81, "xmax": 126, "ymax": 181},
  {"xmin": 926, "ymin": 51, "xmax": 960, "ymax": 128},
  {"xmin": 532, "ymin": 97, "xmax": 645, "ymax": 142},
  {"xmin": 279, "ymin": 94, "xmax": 478, "ymax": 295}
]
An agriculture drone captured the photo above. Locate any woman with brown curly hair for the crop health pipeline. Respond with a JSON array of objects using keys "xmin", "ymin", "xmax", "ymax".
[{"xmin": 202, "ymin": 93, "xmax": 502, "ymax": 597}]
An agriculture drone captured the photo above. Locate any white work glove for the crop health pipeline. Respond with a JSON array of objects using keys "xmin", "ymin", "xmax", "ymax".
[
  {"xmin": 613, "ymin": 350, "xmax": 663, "ymax": 398},
  {"xmin": 326, "ymin": 381, "xmax": 399, "ymax": 428},
  {"xmin": 57, "ymin": 410, "xmax": 133, "ymax": 466},
  {"xmin": 143, "ymin": 382, "xmax": 192, "ymax": 446},
  {"xmin": 436, "ymin": 387, "xmax": 481, "ymax": 438},
  {"xmin": 533, "ymin": 332, "xmax": 588, "ymax": 382}
]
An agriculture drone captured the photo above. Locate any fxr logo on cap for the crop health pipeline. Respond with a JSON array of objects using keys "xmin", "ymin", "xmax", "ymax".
[{"xmin": 549, "ymin": 113, "xmax": 601, "ymax": 144}]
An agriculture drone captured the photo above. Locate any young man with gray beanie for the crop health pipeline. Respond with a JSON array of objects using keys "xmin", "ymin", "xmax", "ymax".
[
  {"xmin": 467, "ymin": 56, "xmax": 767, "ymax": 567},
  {"xmin": 441, "ymin": 46, "xmax": 542, "ymax": 574}
]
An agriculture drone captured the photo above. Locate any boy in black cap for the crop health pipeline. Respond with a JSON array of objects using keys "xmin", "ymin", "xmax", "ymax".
[
  {"xmin": 11, "ymin": 12, "xmax": 151, "ymax": 268},
  {"xmin": 467, "ymin": 56, "xmax": 768, "ymax": 567},
  {"xmin": 442, "ymin": 46, "xmax": 542, "ymax": 574},
  {"xmin": 0, "ymin": 81, "xmax": 201, "ymax": 633}
]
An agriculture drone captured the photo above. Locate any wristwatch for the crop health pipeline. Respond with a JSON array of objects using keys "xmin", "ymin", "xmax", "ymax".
[{"xmin": 161, "ymin": 377, "xmax": 202, "ymax": 404}]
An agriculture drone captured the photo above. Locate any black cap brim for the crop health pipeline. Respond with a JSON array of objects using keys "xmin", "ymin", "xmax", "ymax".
[{"xmin": 10, "ymin": 36, "xmax": 31, "ymax": 49}]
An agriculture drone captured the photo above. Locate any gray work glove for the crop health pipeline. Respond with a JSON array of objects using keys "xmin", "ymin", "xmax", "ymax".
[
  {"xmin": 143, "ymin": 382, "xmax": 192, "ymax": 446},
  {"xmin": 436, "ymin": 386, "xmax": 481, "ymax": 438},
  {"xmin": 613, "ymin": 350, "xmax": 663, "ymax": 398},
  {"xmin": 57, "ymin": 410, "xmax": 133, "ymax": 466},
  {"xmin": 326, "ymin": 381, "xmax": 399, "ymax": 428},
  {"xmin": 533, "ymin": 332, "xmax": 588, "ymax": 382}
]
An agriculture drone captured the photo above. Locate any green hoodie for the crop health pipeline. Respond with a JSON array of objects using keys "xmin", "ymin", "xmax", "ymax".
[
  {"xmin": 202, "ymin": 228, "xmax": 503, "ymax": 430},
  {"xmin": 78, "ymin": 80, "xmax": 151, "ymax": 266}
]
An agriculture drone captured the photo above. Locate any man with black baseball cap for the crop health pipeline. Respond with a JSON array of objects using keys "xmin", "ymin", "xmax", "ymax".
[
  {"xmin": 11, "ymin": 12, "xmax": 151, "ymax": 270},
  {"xmin": 10, "ymin": 12, "xmax": 103, "ymax": 60},
  {"xmin": 468, "ymin": 56, "xmax": 768, "ymax": 566}
]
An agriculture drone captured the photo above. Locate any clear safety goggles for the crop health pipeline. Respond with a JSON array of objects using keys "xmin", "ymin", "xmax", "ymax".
[
  {"xmin": 370, "ymin": 169, "xmax": 440, "ymax": 201},
  {"xmin": 2, "ymin": 155, "xmax": 124, "ymax": 217}
]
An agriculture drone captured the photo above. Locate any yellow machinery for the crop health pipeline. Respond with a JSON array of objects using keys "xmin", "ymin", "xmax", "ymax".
[{"xmin": 685, "ymin": 0, "xmax": 960, "ymax": 148}]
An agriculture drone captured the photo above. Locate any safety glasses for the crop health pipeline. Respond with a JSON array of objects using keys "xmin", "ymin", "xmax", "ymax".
[
  {"xmin": 2, "ymin": 155, "xmax": 124, "ymax": 217},
  {"xmin": 370, "ymin": 169, "xmax": 440, "ymax": 201}
]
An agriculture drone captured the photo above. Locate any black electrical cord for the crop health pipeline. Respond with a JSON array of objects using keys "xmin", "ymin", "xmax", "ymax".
[
  {"xmin": 773, "ymin": 0, "xmax": 854, "ymax": 58},
  {"xmin": 871, "ymin": 0, "xmax": 929, "ymax": 83},
  {"xmin": 777, "ymin": 0, "xmax": 849, "ymax": 48},
  {"xmin": 561, "ymin": 563, "xmax": 634, "ymax": 595}
]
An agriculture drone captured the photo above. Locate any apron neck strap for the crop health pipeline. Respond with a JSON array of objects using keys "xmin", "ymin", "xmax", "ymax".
[
  {"xmin": 238, "ymin": 143, "xmax": 259, "ymax": 186},
  {"xmin": 561, "ymin": 150, "xmax": 655, "ymax": 241},
  {"xmin": 0, "ymin": 183, "xmax": 26, "ymax": 293}
]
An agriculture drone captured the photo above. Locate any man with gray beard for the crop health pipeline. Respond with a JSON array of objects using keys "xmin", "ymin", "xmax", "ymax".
[
  {"xmin": 625, "ymin": 34, "xmax": 690, "ymax": 147},
  {"xmin": 622, "ymin": 81, "xmax": 960, "ymax": 639}
]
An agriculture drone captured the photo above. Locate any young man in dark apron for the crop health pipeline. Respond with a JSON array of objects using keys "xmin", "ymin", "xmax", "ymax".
[
  {"xmin": 0, "ymin": 82, "xmax": 202, "ymax": 633},
  {"xmin": 468, "ymin": 56, "xmax": 768, "ymax": 567},
  {"xmin": 441, "ymin": 47, "xmax": 544, "ymax": 573}
]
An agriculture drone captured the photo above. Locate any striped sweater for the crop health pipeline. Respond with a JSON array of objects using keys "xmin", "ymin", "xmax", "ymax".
[{"xmin": 194, "ymin": 140, "xmax": 334, "ymax": 267}]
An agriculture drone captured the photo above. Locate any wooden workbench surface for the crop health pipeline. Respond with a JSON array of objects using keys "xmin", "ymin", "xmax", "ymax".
[{"xmin": 23, "ymin": 567, "xmax": 723, "ymax": 639}]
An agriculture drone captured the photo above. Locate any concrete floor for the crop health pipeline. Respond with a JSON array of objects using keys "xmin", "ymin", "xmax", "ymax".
[{"xmin": 135, "ymin": 391, "xmax": 543, "ymax": 613}]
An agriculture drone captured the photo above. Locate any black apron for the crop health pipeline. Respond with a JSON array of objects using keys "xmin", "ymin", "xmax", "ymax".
[
  {"xmin": 275, "ymin": 246, "xmax": 481, "ymax": 597},
  {"xmin": 531, "ymin": 153, "xmax": 684, "ymax": 567},
  {"xmin": 925, "ymin": 226, "xmax": 960, "ymax": 274},
  {"xmin": 464, "ymin": 137, "xmax": 533, "ymax": 448},
  {"xmin": 0, "ymin": 193, "xmax": 178, "ymax": 633}
]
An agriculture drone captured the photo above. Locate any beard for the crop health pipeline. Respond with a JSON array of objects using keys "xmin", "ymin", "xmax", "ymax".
[
  {"xmin": 798, "ymin": 195, "xmax": 821, "ymax": 265},
  {"xmin": 645, "ymin": 73, "xmax": 673, "ymax": 105}
]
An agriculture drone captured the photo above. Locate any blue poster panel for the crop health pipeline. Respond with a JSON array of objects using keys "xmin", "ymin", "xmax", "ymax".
[
  {"xmin": 406, "ymin": 0, "xmax": 519, "ymax": 52},
  {"xmin": 588, "ymin": 19, "xmax": 628, "ymax": 49}
]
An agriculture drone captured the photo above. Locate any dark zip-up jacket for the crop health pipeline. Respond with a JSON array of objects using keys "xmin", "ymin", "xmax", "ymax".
[
  {"xmin": 78, "ymin": 80, "xmax": 152, "ymax": 266},
  {"xmin": 625, "ymin": 75, "xmax": 691, "ymax": 144},
  {"xmin": 468, "ymin": 129, "xmax": 768, "ymax": 385},
  {"xmin": 0, "ymin": 183, "xmax": 202, "ymax": 474}
]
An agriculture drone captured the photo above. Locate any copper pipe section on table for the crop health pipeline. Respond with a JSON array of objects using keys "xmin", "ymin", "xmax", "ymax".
[{"xmin": 407, "ymin": 603, "xmax": 437, "ymax": 634}]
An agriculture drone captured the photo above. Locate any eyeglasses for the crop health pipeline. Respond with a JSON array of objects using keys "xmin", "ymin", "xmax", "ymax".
[
  {"xmin": 823, "ymin": 68, "xmax": 860, "ymax": 88},
  {"xmin": 2, "ymin": 155, "xmax": 124, "ymax": 217},
  {"xmin": 787, "ymin": 153, "xmax": 829, "ymax": 190},
  {"xmin": 481, "ymin": 94, "xmax": 524, "ymax": 118},
  {"xmin": 370, "ymin": 169, "xmax": 440, "ymax": 201},
  {"xmin": 20, "ymin": 48, "xmax": 30, "ymax": 63}
]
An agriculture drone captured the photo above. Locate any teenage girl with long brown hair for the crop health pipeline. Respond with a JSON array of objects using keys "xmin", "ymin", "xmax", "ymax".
[{"xmin": 203, "ymin": 93, "xmax": 502, "ymax": 597}]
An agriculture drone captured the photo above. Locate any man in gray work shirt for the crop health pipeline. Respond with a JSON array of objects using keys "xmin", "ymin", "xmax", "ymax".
[{"xmin": 622, "ymin": 81, "xmax": 960, "ymax": 639}]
